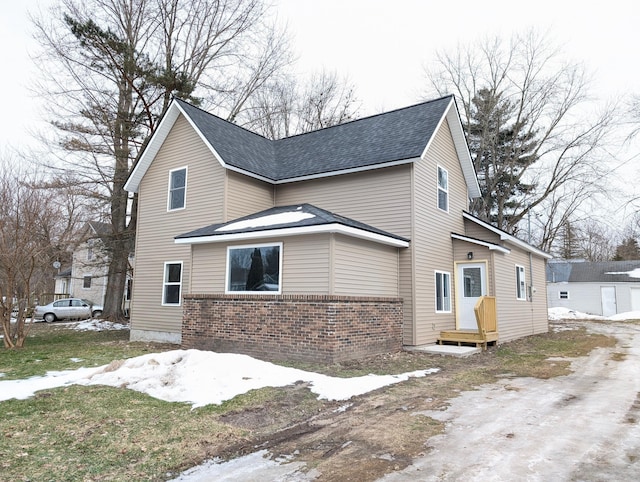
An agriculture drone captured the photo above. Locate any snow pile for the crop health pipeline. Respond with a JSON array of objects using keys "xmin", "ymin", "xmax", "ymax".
[
  {"xmin": 73, "ymin": 319, "xmax": 129, "ymax": 331},
  {"xmin": 608, "ymin": 311, "xmax": 640, "ymax": 321},
  {"xmin": 548, "ymin": 307, "xmax": 605, "ymax": 321},
  {"xmin": 549, "ymin": 307, "xmax": 640, "ymax": 322},
  {"xmin": 0, "ymin": 349, "xmax": 439, "ymax": 408}
]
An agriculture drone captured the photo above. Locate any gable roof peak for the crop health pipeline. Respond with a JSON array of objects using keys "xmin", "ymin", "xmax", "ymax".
[{"xmin": 125, "ymin": 94, "xmax": 475, "ymax": 193}]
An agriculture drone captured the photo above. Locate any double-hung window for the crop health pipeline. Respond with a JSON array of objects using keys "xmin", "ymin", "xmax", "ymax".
[
  {"xmin": 435, "ymin": 271, "xmax": 451, "ymax": 312},
  {"xmin": 226, "ymin": 243, "xmax": 282, "ymax": 294},
  {"xmin": 516, "ymin": 265, "xmax": 526, "ymax": 300},
  {"xmin": 437, "ymin": 165, "xmax": 448, "ymax": 212},
  {"xmin": 83, "ymin": 275, "xmax": 92, "ymax": 289},
  {"xmin": 163, "ymin": 261, "xmax": 183, "ymax": 305},
  {"xmin": 168, "ymin": 167, "xmax": 187, "ymax": 211}
]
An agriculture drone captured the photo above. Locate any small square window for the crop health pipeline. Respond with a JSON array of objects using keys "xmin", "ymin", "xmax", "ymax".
[
  {"xmin": 437, "ymin": 166, "xmax": 448, "ymax": 212},
  {"xmin": 168, "ymin": 167, "xmax": 187, "ymax": 211}
]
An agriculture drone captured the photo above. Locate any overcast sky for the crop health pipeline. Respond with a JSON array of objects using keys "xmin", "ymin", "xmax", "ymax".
[{"xmin": 1, "ymin": 0, "xmax": 638, "ymax": 218}]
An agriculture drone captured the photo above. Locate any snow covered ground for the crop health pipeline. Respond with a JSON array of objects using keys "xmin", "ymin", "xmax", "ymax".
[{"xmin": 0, "ymin": 335, "xmax": 438, "ymax": 407}]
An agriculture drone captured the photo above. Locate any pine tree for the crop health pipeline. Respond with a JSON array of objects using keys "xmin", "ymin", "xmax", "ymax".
[
  {"xmin": 466, "ymin": 88, "xmax": 539, "ymax": 232},
  {"xmin": 613, "ymin": 237, "xmax": 640, "ymax": 261}
]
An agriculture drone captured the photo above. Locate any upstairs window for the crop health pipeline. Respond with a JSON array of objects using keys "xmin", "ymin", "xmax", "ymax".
[
  {"xmin": 516, "ymin": 265, "xmax": 526, "ymax": 300},
  {"xmin": 83, "ymin": 275, "xmax": 92, "ymax": 289},
  {"xmin": 87, "ymin": 239, "xmax": 94, "ymax": 261},
  {"xmin": 437, "ymin": 165, "xmax": 448, "ymax": 212},
  {"xmin": 168, "ymin": 167, "xmax": 187, "ymax": 211},
  {"xmin": 162, "ymin": 262, "xmax": 183, "ymax": 305}
]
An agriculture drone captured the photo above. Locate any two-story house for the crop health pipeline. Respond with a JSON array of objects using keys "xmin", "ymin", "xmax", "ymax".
[{"xmin": 124, "ymin": 95, "xmax": 550, "ymax": 362}]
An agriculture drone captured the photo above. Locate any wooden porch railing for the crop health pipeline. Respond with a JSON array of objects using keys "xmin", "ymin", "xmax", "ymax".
[{"xmin": 438, "ymin": 295, "xmax": 498, "ymax": 350}]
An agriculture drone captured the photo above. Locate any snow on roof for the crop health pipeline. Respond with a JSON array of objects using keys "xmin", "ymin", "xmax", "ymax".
[
  {"xmin": 216, "ymin": 209, "xmax": 315, "ymax": 232},
  {"xmin": 605, "ymin": 268, "xmax": 640, "ymax": 278}
]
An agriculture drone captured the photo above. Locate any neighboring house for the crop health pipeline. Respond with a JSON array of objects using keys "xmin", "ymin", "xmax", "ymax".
[
  {"xmin": 124, "ymin": 95, "xmax": 550, "ymax": 362},
  {"xmin": 547, "ymin": 259, "xmax": 640, "ymax": 317},
  {"xmin": 54, "ymin": 267, "xmax": 72, "ymax": 298},
  {"xmin": 53, "ymin": 221, "xmax": 133, "ymax": 313}
]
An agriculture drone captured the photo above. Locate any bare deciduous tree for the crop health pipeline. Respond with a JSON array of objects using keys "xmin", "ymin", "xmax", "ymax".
[
  {"xmin": 32, "ymin": 0, "xmax": 291, "ymax": 321},
  {"xmin": 425, "ymin": 30, "xmax": 619, "ymax": 243},
  {"xmin": 0, "ymin": 159, "xmax": 82, "ymax": 348},
  {"xmin": 242, "ymin": 69, "xmax": 361, "ymax": 139}
]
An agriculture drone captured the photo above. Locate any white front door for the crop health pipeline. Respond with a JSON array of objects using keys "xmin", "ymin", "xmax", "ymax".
[
  {"xmin": 457, "ymin": 263, "xmax": 487, "ymax": 329},
  {"xmin": 601, "ymin": 286, "xmax": 617, "ymax": 317}
]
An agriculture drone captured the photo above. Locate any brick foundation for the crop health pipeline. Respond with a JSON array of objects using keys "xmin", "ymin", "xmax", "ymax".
[{"xmin": 182, "ymin": 294, "xmax": 403, "ymax": 363}]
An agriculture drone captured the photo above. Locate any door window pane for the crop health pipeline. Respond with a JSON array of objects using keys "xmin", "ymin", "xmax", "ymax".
[{"xmin": 463, "ymin": 267, "xmax": 482, "ymax": 297}]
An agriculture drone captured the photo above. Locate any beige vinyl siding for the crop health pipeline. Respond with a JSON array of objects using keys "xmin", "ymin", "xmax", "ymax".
[
  {"xmin": 131, "ymin": 114, "xmax": 226, "ymax": 336},
  {"xmin": 464, "ymin": 220, "xmax": 501, "ymax": 243},
  {"xmin": 492, "ymin": 247, "xmax": 548, "ymax": 342},
  {"xmin": 275, "ymin": 165, "xmax": 412, "ymax": 238},
  {"xmin": 333, "ymin": 235, "xmax": 399, "ymax": 297},
  {"xmin": 189, "ymin": 235, "xmax": 331, "ymax": 294},
  {"xmin": 412, "ymin": 118, "xmax": 468, "ymax": 345},
  {"xmin": 226, "ymin": 170, "xmax": 274, "ymax": 220}
]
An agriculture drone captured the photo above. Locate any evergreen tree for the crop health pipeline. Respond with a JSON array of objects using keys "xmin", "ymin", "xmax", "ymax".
[
  {"xmin": 613, "ymin": 237, "xmax": 640, "ymax": 261},
  {"xmin": 558, "ymin": 221, "xmax": 582, "ymax": 259},
  {"xmin": 467, "ymin": 88, "xmax": 538, "ymax": 231}
]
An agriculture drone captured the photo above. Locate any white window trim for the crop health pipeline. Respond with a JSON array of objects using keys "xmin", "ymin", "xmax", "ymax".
[
  {"xmin": 162, "ymin": 261, "xmax": 183, "ymax": 306},
  {"xmin": 82, "ymin": 274, "xmax": 92, "ymax": 289},
  {"xmin": 437, "ymin": 165, "xmax": 449, "ymax": 213},
  {"xmin": 435, "ymin": 270, "xmax": 452, "ymax": 313},
  {"xmin": 225, "ymin": 242, "xmax": 283, "ymax": 295},
  {"xmin": 167, "ymin": 166, "xmax": 188, "ymax": 212},
  {"xmin": 516, "ymin": 265, "xmax": 526, "ymax": 300}
]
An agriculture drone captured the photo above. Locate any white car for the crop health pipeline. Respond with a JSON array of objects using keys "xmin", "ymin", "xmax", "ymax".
[{"xmin": 34, "ymin": 298, "xmax": 102, "ymax": 323}]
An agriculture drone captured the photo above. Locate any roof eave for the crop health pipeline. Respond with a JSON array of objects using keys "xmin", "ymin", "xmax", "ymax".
[
  {"xmin": 451, "ymin": 233, "xmax": 511, "ymax": 254},
  {"xmin": 423, "ymin": 98, "xmax": 481, "ymax": 199},
  {"xmin": 124, "ymin": 99, "xmax": 232, "ymax": 193},
  {"xmin": 175, "ymin": 223, "xmax": 410, "ymax": 248},
  {"xmin": 462, "ymin": 212, "xmax": 552, "ymax": 259}
]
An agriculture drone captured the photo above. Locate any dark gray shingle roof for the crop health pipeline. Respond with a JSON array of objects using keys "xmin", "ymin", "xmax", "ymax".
[
  {"xmin": 175, "ymin": 96, "xmax": 453, "ymax": 181},
  {"xmin": 176, "ymin": 203, "xmax": 409, "ymax": 242},
  {"xmin": 547, "ymin": 260, "xmax": 640, "ymax": 283}
]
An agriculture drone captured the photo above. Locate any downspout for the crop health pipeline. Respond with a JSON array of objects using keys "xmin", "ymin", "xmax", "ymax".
[{"xmin": 527, "ymin": 208, "xmax": 535, "ymax": 332}]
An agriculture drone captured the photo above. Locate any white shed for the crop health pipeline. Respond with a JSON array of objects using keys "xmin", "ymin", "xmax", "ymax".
[{"xmin": 546, "ymin": 260, "xmax": 640, "ymax": 316}]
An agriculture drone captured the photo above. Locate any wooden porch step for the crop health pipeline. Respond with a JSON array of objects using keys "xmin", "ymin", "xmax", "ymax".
[{"xmin": 438, "ymin": 329, "xmax": 498, "ymax": 349}]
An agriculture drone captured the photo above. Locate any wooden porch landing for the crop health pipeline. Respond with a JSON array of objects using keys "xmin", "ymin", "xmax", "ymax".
[{"xmin": 438, "ymin": 296, "xmax": 498, "ymax": 350}]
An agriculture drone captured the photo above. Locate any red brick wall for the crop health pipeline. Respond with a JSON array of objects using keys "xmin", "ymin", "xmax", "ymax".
[{"xmin": 182, "ymin": 294, "xmax": 403, "ymax": 363}]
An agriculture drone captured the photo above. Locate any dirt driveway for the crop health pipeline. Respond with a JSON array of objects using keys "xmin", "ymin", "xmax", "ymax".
[
  {"xmin": 175, "ymin": 320, "xmax": 640, "ymax": 481},
  {"xmin": 381, "ymin": 320, "xmax": 640, "ymax": 481}
]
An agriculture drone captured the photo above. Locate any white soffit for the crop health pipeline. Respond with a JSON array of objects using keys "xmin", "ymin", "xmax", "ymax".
[{"xmin": 451, "ymin": 233, "xmax": 511, "ymax": 254}]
